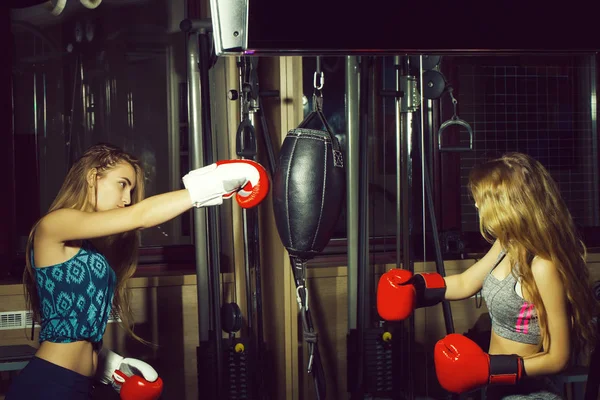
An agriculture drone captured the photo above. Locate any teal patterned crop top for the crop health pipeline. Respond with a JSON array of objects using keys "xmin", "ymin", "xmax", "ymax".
[{"xmin": 32, "ymin": 240, "xmax": 116, "ymax": 344}]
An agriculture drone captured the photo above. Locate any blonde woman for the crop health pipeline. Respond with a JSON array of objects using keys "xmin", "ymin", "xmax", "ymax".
[
  {"xmin": 6, "ymin": 143, "xmax": 268, "ymax": 400},
  {"xmin": 378, "ymin": 152, "xmax": 597, "ymax": 399}
]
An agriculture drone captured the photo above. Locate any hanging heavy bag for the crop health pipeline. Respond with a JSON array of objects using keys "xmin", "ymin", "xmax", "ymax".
[
  {"xmin": 272, "ymin": 93, "xmax": 345, "ymax": 400},
  {"xmin": 272, "ymin": 96, "xmax": 345, "ymax": 261}
]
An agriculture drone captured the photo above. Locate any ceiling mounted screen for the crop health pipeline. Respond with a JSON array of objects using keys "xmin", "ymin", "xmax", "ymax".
[{"xmin": 209, "ymin": 0, "xmax": 599, "ymax": 55}]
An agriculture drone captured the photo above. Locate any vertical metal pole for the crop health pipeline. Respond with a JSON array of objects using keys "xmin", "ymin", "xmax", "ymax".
[
  {"xmin": 346, "ymin": 56, "xmax": 359, "ymax": 331},
  {"xmin": 240, "ymin": 64, "xmax": 255, "ymax": 334},
  {"xmin": 346, "ymin": 55, "xmax": 363, "ymax": 399},
  {"xmin": 394, "ymin": 55, "xmax": 415, "ymax": 399},
  {"xmin": 356, "ymin": 55, "xmax": 372, "ymax": 397},
  {"xmin": 403, "ymin": 120, "xmax": 414, "ymax": 272},
  {"xmin": 197, "ymin": 29, "xmax": 225, "ymax": 400},
  {"xmin": 188, "ymin": 32, "xmax": 225, "ymax": 400},
  {"xmin": 394, "ymin": 56, "xmax": 402, "ymax": 270},
  {"xmin": 188, "ymin": 24, "xmax": 225, "ymax": 398},
  {"xmin": 187, "ymin": 30, "xmax": 210, "ymax": 345},
  {"xmin": 394, "ymin": 56, "xmax": 413, "ymax": 273}
]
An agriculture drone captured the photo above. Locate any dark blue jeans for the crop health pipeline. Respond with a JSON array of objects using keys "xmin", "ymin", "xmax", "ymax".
[{"xmin": 5, "ymin": 356, "xmax": 93, "ymax": 400}]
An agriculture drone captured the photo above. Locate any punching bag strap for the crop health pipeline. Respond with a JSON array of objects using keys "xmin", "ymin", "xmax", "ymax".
[
  {"xmin": 292, "ymin": 256, "xmax": 326, "ymax": 400},
  {"xmin": 296, "ymin": 59, "xmax": 343, "ymax": 169}
]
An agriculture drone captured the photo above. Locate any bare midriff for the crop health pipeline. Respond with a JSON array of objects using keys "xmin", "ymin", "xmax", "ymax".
[
  {"xmin": 35, "ymin": 341, "xmax": 98, "ymax": 377},
  {"xmin": 489, "ymin": 329, "xmax": 542, "ymax": 358}
]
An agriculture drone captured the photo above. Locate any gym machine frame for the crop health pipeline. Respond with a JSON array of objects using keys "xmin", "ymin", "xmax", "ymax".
[
  {"xmin": 182, "ymin": 19, "xmax": 269, "ymax": 400},
  {"xmin": 346, "ymin": 55, "xmax": 458, "ymax": 399},
  {"xmin": 192, "ymin": 3, "xmax": 600, "ymax": 397}
]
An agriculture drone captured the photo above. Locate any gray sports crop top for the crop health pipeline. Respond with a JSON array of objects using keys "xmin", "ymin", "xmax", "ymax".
[
  {"xmin": 481, "ymin": 251, "xmax": 541, "ymax": 345},
  {"xmin": 32, "ymin": 240, "xmax": 116, "ymax": 344}
]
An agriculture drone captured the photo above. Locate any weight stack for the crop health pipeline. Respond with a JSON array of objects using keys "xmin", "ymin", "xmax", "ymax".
[
  {"xmin": 222, "ymin": 337, "xmax": 254, "ymax": 399},
  {"xmin": 363, "ymin": 328, "xmax": 394, "ymax": 395}
]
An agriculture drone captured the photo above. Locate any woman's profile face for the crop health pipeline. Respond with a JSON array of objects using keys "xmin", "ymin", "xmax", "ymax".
[{"xmin": 93, "ymin": 162, "xmax": 137, "ymax": 212}]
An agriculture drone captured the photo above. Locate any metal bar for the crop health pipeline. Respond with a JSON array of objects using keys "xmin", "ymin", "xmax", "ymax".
[
  {"xmin": 241, "ymin": 209, "xmax": 253, "ymax": 330},
  {"xmin": 247, "ymin": 108, "xmax": 265, "ymax": 363},
  {"xmin": 166, "ymin": 42, "xmax": 182, "ymax": 242},
  {"xmin": 345, "ymin": 56, "xmax": 359, "ymax": 331},
  {"xmin": 403, "ymin": 118, "xmax": 413, "ymax": 273},
  {"xmin": 395, "ymin": 55, "xmax": 415, "ymax": 399},
  {"xmin": 394, "ymin": 56, "xmax": 402, "ymax": 270},
  {"xmin": 419, "ymin": 57, "xmax": 427, "ymax": 262},
  {"xmin": 180, "ymin": 18, "xmax": 213, "ymax": 34},
  {"xmin": 355, "ymin": 55, "xmax": 372, "ymax": 395},
  {"xmin": 240, "ymin": 65, "xmax": 254, "ymax": 334},
  {"xmin": 345, "ymin": 54, "xmax": 364, "ymax": 399},
  {"xmin": 197, "ymin": 30, "xmax": 224, "ymax": 398},
  {"xmin": 394, "ymin": 56, "xmax": 413, "ymax": 273},
  {"xmin": 187, "ymin": 29, "xmax": 211, "ymax": 347}
]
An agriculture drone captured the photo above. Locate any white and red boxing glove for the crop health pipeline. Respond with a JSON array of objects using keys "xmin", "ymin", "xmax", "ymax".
[
  {"xmin": 98, "ymin": 348, "xmax": 163, "ymax": 400},
  {"xmin": 182, "ymin": 159, "xmax": 269, "ymax": 209},
  {"xmin": 434, "ymin": 333, "xmax": 525, "ymax": 394},
  {"xmin": 377, "ymin": 269, "xmax": 447, "ymax": 321}
]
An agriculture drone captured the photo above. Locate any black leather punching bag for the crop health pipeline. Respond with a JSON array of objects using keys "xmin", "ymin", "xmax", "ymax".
[
  {"xmin": 272, "ymin": 96, "xmax": 344, "ymax": 400},
  {"xmin": 272, "ymin": 107, "xmax": 345, "ymax": 261}
]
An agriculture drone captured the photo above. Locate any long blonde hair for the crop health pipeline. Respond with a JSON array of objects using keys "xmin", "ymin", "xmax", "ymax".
[
  {"xmin": 468, "ymin": 152, "xmax": 597, "ymax": 356},
  {"xmin": 23, "ymin": 143, "xmax": 148, "ymax": 344}
]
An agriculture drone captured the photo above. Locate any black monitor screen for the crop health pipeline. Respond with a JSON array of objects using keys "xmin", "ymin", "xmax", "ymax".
[{"xmin": 245, "ymin": 1, "xmax": 599, "ymax": 54}]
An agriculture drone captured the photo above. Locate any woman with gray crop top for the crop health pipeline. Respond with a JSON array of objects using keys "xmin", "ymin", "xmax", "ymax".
[
  {"xmin": 5, "ymin": 143, "xmax": 269, "ymax": 400},
  {"xmin": 377, "ymin": 152, "xmax": 598, "ymax": 399}
]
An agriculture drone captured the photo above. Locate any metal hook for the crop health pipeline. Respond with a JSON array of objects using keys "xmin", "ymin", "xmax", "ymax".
[
  {"xmin": 449, "ymin": 90, "xmax": 458, "ymax": 118},
  {"xmin": 313, "ymin": 71, "xmax": 324, "ymax": 91},
  {"xmin": 296, "ymin": 285, "xmax": 309, "ymax": 311}
]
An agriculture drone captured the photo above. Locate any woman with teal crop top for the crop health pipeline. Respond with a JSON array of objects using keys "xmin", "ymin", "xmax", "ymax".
[
  {"xmin": 5, "ymin": 143, "xmax": 269, "ymax": 400},
  {"xmin": 377, "ymin": 152, "xmax": 598, "ymax": 399}
]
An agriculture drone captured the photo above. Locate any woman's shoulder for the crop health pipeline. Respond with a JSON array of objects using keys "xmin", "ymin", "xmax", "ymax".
[
  {"xmin": 33, "ymin": 209, "xmax": 90, "ymax": 262},
  {"xmin": 35, "ymin": 208, "xmax": 95, "ymax": 242},
  {"xmin": 36, "ymin": 208, "xmax": 70, "ymax": 234},
  {"xmin": 529, "ymin": 256, "xmax": 563, "ymax": 288}
]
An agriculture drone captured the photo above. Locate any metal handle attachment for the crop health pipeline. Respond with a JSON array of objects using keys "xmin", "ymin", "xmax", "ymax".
[{"xmin": 438, "ymin": 116, "xmax": 474, "ymax": 152}]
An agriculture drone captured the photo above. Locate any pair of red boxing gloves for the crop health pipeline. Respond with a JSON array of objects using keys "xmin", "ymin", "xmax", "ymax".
[{"xmin": 377, "ymin": 269, "xmax": 525, "ymax": 394}]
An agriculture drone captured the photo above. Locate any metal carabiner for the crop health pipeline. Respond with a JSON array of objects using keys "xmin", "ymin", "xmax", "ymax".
[
  {"xmin": 449, "ymin": 90, "xmax": 459, "ymax": 118},
  {"xmin": 313, "ymin": 71, "xmax": 324, "ymax": 91},
  {"xmin": 296, "ymin": 285, "xmax": 309, "ymax": 311}
]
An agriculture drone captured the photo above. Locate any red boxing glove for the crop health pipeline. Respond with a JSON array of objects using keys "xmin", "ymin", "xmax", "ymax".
[
  {"xmin": 117, "ymin": 372, "xmax": 164, "ymax": 400},
  {"xmin": 377, "ymin": 269, "xmax": 416, "ymax": 321},
  {"xmin": 183, "ymin": 159, "xmax": 269, "ymax": 209},
  {"xmin": 434, "ymin": 333, "xmax": 524, "ymax": 394},
  {"xmin": 217, "ymin": 160, "xmax": 269, "ymax": 209},
  {"xmin": 97, "ymin": 348, "xmax": 163, "ymax": 400},
  {"xmin": 377, "ymin": 269, "xmax": 446, "ymax": 321}
]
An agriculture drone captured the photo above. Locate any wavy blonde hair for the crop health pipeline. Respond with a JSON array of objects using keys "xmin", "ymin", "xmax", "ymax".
[
  {"xmin": 23, "ymin": 143, "xmax": 149, "ymax": 344},
  {"xmin": 468, "ymin": 152, "xmax": 597, "ymax": 357}
]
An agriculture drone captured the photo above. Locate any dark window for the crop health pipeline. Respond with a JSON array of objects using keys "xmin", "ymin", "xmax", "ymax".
[
  {"xmin": 302, "ymin": 54, "xmax": 600, "ymax": 261},
  {"xmin": 3, "ymin": 0, "xmax": 196, "ymax": 281},
  {"xmin": 439, "ymin": 55, "xmax": 599, "ymax": 252}
]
